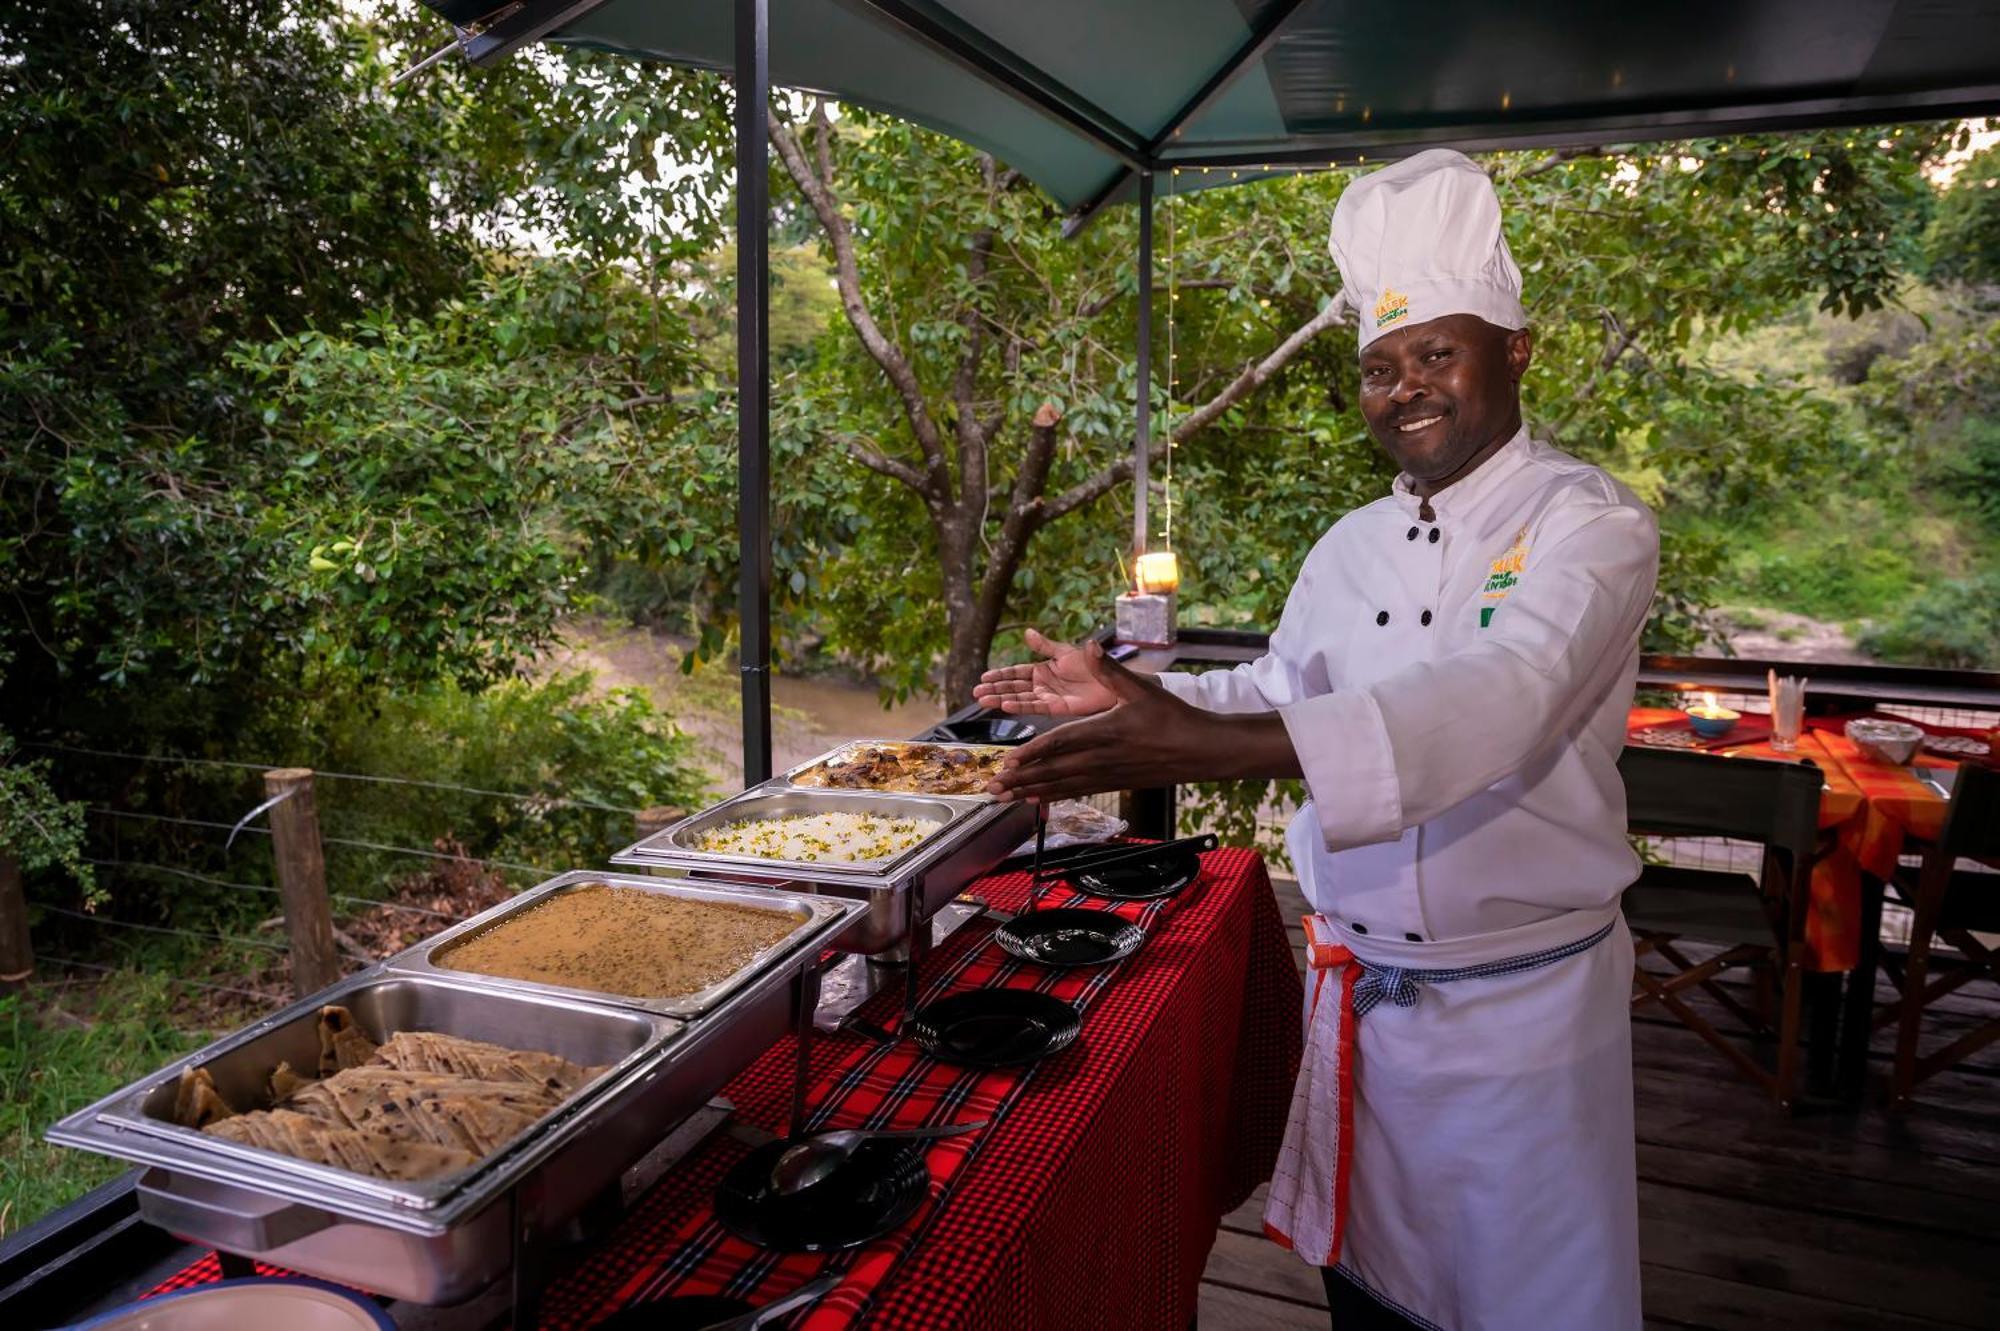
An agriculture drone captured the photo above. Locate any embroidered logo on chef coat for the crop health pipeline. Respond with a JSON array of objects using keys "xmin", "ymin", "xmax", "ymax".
[
  {"xmin": 1374, "ymin": 288, "xmax": 1410, "ymax": 329},
  {"xmin": 1480, "ymin": 526, "xmax": 1530, "ymax": 627}
]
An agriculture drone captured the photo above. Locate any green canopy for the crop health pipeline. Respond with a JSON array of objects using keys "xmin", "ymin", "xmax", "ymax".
[{"xmin": 437, "ymin": 0, "xmax": 2000, "ymax": 224}]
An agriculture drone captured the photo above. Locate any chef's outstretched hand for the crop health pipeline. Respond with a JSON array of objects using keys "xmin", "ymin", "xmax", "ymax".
[
  {"xmin": 985, "ymin": 641, "xmax": 1218, "ymax": 804},
  {"xmin": 971, "ymin": 628, "xmax": 1121, "ymax": 717}
]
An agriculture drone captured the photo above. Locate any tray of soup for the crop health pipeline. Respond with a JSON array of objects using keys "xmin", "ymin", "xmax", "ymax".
[{"xmin": 381, "ymin": 870, "xmax": 867, "ymax": 1018}]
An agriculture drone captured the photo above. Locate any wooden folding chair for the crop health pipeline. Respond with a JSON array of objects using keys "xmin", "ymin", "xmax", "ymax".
[
  {"xmin": 1879, "ymin": 760, "xmax": 2000, "ymax": 1111},
  {"xmin": 1618, "ymin": 747, "xmax": 1825, "ymax": 1110}
]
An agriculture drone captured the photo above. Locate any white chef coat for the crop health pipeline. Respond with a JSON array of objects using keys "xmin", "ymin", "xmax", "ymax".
[{"xmin": 1159, "ymin": 428, "xmax": 1656, "ymax": 1330}]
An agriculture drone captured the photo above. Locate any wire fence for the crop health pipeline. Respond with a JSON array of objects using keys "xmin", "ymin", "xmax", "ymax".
[
  {"xmin": 82, "ymin": 858, "xmax": 465, "ymax": 923},
  {"xmin": 32, "ymin": 740, "xmax": 649, "ymax": 815},
  {"xmin": 38, "ymin": 904, "xmax": 290, "ymax": 954},
  {"xmin": 84, "ymin": 807, "xmax": 551, "ymax": 876},
  {"xmin": 37, "ymin": 954, "xmax": 278, "ymax": 1004}
]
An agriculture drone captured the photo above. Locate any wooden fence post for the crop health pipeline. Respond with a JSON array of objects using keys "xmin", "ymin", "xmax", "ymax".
[
  {"xmin": 0, "ymin": 854, "xmax": 31, "ymax": 992},
  {"xmin": 264, "ymin": 769, "xmax": 339, "ymax": 996}
]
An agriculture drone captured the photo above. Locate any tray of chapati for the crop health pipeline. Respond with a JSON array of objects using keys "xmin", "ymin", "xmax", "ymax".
[{"xmin": 47, "ymin": 874, "xmax": 868, "ymax": 1303}]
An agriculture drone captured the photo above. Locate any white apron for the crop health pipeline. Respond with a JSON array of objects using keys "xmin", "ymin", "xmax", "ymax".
[{"xmin": 1265, "ymin": 853, "xmax": 1641, "ymax": 1331}]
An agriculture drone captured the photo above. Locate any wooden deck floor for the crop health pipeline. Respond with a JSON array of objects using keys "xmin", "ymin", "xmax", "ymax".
[{"xmin": 1197, "ymin": 878, "xmax": 2000, "ymax": 1330}]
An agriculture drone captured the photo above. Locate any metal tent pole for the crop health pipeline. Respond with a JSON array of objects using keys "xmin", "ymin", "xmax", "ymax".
[
  {"xmin": 736, "ymin": 0, "xmax": 773, "ymax": 786},
  {"xmin": 1133, "ymin": 170, "xmax": 1152, "ymax": 561}
]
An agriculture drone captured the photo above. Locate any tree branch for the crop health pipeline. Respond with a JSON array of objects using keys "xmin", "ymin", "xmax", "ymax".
[
  {"xmin": 840, "ymin": 435, "xmax": 931, "ymax": 493},
  {"xmin": 1503, "ymin": 145, "xmax": 1616, "ymax": 180},
  {"xmin": 1038, "ymin": 452, "xmax": 1136, "ymax": 525},
  {"xmin": 1170, "ymin": 298, "xmax": 1345, "ymax": 444},
  {"xmin": 769, "ymin": 103, "xmax": 949, "ymax": 498}
]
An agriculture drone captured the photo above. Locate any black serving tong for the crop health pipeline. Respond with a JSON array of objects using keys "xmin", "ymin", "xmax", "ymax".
[
  {"xmin": 998, "ymin": 831, "xmax": 1216, "ymax": 879},
  {"xmin": 1027, "ymin": 801, "xmax": 1050, "ymax": 912}
]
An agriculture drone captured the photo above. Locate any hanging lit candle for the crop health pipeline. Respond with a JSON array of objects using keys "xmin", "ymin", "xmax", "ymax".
[{"xmin": 1134, "ymin": 550, "xmax": 1180, "ymax": 595}]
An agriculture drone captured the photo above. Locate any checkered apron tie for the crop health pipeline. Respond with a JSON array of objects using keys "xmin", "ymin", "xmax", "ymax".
[{"xmin": 1263, "ymin": 913, "xmax": 1617, "ymax": 1266}]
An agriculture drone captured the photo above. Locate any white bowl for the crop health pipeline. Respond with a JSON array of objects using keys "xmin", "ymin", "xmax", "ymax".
[
  {"xmin": 64, "ymin": 1278, "xmax": 393, "ymax": 1331},
  {"xmin": 1845, "ymin": 718, "xmax": 1924, "ymax": 765}
]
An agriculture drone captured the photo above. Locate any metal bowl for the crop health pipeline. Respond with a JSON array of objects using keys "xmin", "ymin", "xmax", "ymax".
[{"xmin": 1845, "ymin": 718, "xmax": 1924, "ymax": 765}]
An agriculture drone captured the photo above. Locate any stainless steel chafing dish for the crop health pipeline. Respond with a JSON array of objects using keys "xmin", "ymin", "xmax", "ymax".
[
  {"xmin": 779, "ymin": 739, "xmax": 1007, "ymax": 799},
  {"xmin": 380, "ymin": 869, "xmax": 859, "ymax": 1018},
  {"xmin": 608, "ymin": 773, "xmax": 1033, "ymax": 954},
  {"xmin": 47, "ymin": 879, "xmax": 868, "ymax": 1305}
]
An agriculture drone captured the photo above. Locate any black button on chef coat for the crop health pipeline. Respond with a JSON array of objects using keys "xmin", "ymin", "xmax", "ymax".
[{"xmin": 1376, "ymin": 610, "xmax": 1390, "ymax": 626}]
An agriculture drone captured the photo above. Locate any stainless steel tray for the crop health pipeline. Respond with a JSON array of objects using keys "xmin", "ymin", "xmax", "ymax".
[
  {"xmin": 778, "ymin": 739, "xmax": 1007, "ymax": 801},
  {"xmin": 611, "ymin": 788, "xmax": 1033, "ymax": 954},
  {"xmin": 381, "ymin": 869, "xmax": 864, "ymax": 1018},
  {"xmin": 51, "ymin": 973, "xmax": 671, "ymax": 1219},
  {"xmin": 618, "ymin": 787, "xmax": 972, "ymax": 883},
  {"xmin": 50, "ymin": 948, "xmax": 837, "ymax": 1302}
]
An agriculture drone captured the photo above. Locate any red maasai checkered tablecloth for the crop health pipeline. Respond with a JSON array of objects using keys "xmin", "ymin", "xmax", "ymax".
[{"xmin": 147, "ymin": 847, "xmax": 1303, "ymax": 1329}]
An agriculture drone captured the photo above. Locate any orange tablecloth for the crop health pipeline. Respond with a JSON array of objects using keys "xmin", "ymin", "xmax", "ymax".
[{"xmin": 1626, "ymin": 707, "xmax": 1956, "ymax": 971}]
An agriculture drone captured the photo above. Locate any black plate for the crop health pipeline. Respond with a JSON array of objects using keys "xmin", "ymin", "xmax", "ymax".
[
  {"xmin": 935, "ymin": 716, "xmax": 1038, "ymax": 746},
  {"xmin": 1070, "ymin": 847, "xmax": 1200, "ymax": 902},
  {"xmin": 714, "ymin": 1137, "xmax": 928, "ymax": 1252},
  {"xmin": 910, "ymin": 988, "xmax": 1082, "ymax": 1067},
  {"xmin": 595, "ymin": 1294, "xmax": 754, "ymax": 1331},
  {"xmin": 996, "ymin": 907, "xmax": 1146, "ymax": 967}
]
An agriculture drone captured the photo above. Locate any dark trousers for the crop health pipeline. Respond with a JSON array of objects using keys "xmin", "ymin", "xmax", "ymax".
[{"xmin": 1323, "ymin": 1266, "xmax": 1425, "ymax": 1330}]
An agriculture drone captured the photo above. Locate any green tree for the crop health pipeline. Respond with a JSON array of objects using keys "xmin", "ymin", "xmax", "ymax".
[
  {"xmin": 1925, "ymin": 145, "xmax": 2000, "ymax": 286},
  {"xmin": 0, "ymin": 2, "xmax": 734, "ymax": 745},
  {"xmin": 754, "ymin": 114, "xmax": 1953, "ymax": 701},
  {"xmin": 769, "ymin": 104, "xmax": 1349, "ymax": 705}
]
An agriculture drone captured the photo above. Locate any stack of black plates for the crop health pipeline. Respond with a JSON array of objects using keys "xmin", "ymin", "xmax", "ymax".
[
  {"xmin": 910, "ymin": 988, "xmax": 1081, "ymax": 1067},
  {"xmin": 995, "ymin": 907, "xmax": 1145, "ymax": 967},
  {"xmin": 715, "ymin": 1137, "xmax": 929, "ymax": 1251}
]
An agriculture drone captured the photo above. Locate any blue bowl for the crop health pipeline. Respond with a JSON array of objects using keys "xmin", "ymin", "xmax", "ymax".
[{"xmin": 1686, "ymin": 711, "xmax": 1739, "ymax": 740}]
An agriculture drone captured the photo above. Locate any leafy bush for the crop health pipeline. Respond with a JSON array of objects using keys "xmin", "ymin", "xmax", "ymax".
[
  {"xmin": 305, "ymin": 672, "xmax": 711, "ymax": 888},
  {"xmin": 36, "ymin": 673, "xmax": 710, "ymax": 935},
  {"xmin": 1858, "ymin": 573, "xmax": 2000, "ymax": 669},
  {"xmin": 1932, "ymin": 416, "xmax": 2000, "ymax": 533}
]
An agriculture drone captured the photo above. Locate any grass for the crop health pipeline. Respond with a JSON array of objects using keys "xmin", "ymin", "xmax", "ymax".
[{"xmin": 0, "ymin": 971, "xmax": 217, "ymax": 1239}]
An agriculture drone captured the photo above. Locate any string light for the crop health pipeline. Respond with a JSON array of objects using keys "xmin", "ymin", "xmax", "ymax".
[{"xmin": 1165, "ymin": 161, "xmax": 1177, "ymax": 552}]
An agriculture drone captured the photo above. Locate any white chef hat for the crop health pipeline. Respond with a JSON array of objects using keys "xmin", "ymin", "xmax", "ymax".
[{"xmin": 1328, "ymin": 148, "xmax": 1526, "ymax": 349}]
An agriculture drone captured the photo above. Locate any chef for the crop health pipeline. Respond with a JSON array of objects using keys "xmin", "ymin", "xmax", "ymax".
[{"xmin": 975, "ymin": 149, "xmax": 1656, "ymax": 1331}]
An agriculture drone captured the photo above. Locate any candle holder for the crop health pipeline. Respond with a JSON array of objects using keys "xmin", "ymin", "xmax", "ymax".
[
  {"xmin": 1117, "ymin": 549, "xmax": 1180, "ymax": 647},
  {"xmin": 1683, "ymin": 691, "xmax": 1740, "ymax": 740},
  {"xmin": 1115, "ymin": 591, "xmax": 1176, "ymax": 648}
]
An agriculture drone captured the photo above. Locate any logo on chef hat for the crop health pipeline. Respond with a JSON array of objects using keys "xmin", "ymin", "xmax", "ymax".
[{"xmin": 1373, "ymin": 288, "xmax": 1410, "ymax": 330}]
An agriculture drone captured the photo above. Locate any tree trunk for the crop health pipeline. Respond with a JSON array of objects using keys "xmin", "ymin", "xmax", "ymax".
[
  {"xmin": 942, "ymin": 611, "xmax": 993, "ymax": 711},
  {"xmin": 0, "ymin": 854, "xmax": 31, "ymax": 991}
]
